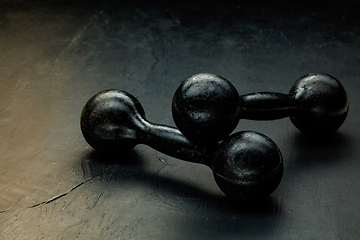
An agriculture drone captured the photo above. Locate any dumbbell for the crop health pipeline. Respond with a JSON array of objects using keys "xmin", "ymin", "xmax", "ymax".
[
  {"xmin": 172, "ymin": 73, "xmax": 349, "ymax": 145},
  {"xmin": 80, "ymin": 90, "xmax": 284, "ymax": 201}
]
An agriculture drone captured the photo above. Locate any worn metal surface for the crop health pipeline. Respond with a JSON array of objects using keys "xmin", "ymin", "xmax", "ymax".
[
  {"xmin": 1, "ymin": 1, "xmax": 360, "ymax": 239},
  {"xmin": 172, "ymin": 73, "xmax": 241, "ymax": 144}
]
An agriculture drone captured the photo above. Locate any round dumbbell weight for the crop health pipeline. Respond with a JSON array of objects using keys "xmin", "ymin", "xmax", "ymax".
[
  {"xmin": 172, "ymin": 73, "xmax": 349, "ymax": 144},
  {"xmin": 81, "ymin": 90, "xmax": 284, "ymax": 201}
]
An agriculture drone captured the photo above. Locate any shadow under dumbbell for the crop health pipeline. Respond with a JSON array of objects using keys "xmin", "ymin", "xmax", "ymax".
[
  {"xmin": 80, "ymin": 149, "xmax": 282, "ymax": 215},
  {"xmin": 78, "ymin": 149, "xmax": 287, "ymax": 239},
  {"xmin": 289, "ymin": 131, "xmax": 353, "ymax": 167}
]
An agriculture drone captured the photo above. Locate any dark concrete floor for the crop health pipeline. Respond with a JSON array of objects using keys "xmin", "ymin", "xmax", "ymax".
[{"xmin": 0, "ymin": 1, "xmax": 359, "ymax": 239}]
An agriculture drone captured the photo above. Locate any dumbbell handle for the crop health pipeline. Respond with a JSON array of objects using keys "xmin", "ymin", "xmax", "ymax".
[
  {"xmin": 138, "ymin": 121, "xmax": 206, "ymax": 164},
  {"xmin": 240, "ymin": 92, "xmax": 299, "ymax": 120}
]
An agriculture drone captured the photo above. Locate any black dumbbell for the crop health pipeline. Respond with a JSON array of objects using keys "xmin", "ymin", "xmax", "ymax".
[
  {"xmin": 80, "ymin": 90, "xmax": 284, "ymax": 201},
  {"xmin": 172, "ymin": 73, "xmax": 349, "ymax": 145}
]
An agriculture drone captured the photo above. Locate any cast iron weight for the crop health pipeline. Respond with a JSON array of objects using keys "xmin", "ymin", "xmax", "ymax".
[
  {"xmin": 172, "ymin": 73, "xmax": 349, "ymax": 144},
  {"xmin": 80, "ymin": 90, "xmax": 284, "ymax": 201}
]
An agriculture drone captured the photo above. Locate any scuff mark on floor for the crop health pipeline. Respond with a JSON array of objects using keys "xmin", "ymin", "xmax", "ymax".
[{"xmin": 156, "ymin": 151, "xmax": 168, "ymax": 165}]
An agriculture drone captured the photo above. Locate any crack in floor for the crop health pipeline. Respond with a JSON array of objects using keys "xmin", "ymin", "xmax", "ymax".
[{"xmin": 28, "ymin": 177, "xmax": 95, "ymax": 208}]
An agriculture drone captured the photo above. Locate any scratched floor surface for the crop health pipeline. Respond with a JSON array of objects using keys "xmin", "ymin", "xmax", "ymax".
[{"xmin": 0, "ymin": 1, "xmax": 360, "ymax": 239}]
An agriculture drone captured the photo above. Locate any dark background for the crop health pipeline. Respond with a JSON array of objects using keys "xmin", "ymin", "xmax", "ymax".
[{"xmin": 0, "ymin": 1, "xmax": 359, "ymax": 239}]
